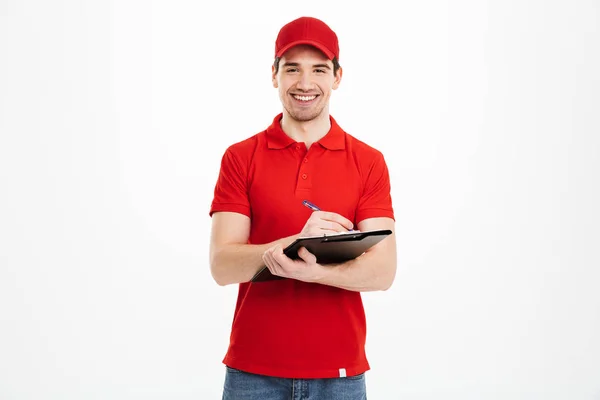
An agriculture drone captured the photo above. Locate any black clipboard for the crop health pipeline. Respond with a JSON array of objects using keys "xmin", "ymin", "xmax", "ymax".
[{"xmin": 251, "ymin": 229, "xmax": 392, "ymax": 282}]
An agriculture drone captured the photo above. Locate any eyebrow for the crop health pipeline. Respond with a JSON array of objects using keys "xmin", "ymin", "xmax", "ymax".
[{"xmin": 282, "ymin": 62, "xmax": 331, "ymax": 70}]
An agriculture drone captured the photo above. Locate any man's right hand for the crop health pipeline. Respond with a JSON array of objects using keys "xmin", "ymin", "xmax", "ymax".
[{"xmin": 299, "ymin": 211, "xmax": 355, "ymax": 237}]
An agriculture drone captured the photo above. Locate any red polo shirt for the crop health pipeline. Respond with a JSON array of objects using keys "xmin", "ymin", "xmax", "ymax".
[{"xmin": 210, "ymin": 113, "xmax": 394, "ymax": 379}]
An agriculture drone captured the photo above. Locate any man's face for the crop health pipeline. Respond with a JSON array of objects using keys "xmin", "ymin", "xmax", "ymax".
[{"xmin": 272, "ymin": 45, "xmax": 342, "ymax": 122}]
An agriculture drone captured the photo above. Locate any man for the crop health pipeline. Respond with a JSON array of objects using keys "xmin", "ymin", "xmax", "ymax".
[{"xmin": 209, "ymin": 16, "xmax": 396, "ymax": 400}]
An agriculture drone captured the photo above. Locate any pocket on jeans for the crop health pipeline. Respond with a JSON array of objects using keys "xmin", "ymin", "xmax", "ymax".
[{"xmin": 345, "ymin": 372, "xmax": 365, "ymax": 380}]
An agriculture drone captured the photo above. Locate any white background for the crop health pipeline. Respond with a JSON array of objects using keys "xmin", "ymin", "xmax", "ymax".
[{"xmin": 1, "ymin": 0, "xmax": 599, "ymax": 399}]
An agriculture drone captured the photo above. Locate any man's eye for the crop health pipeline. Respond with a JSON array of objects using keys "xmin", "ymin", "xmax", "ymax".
[
  {"xmin": 315, "ymin": 69, "xmax": 326, "ymax": 74},
  {"xmin": 286, "ymin": 68, "xmax": 298, "ymax": 73}
]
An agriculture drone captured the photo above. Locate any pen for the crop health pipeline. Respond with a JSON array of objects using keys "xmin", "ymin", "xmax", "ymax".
[
  {"xmin": 302, "ymin": 200, "xmax": 356, "ymax": 232},
  {"xmin": 302, "ymin": 200, "xmax": 321, "ymax": 211}
]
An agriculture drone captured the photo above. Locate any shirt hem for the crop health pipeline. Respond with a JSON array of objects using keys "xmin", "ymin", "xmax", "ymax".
[
  {"xmin": 223, "ymin": 356, "xmax": 370, "ymax": 379},
  {"xmin": 209, "ymin": 203, "xmax": 251, "ymax": 218},
  {"xmin": 356, "ymin": 209, "xmax": 395, "ymax": 223}
]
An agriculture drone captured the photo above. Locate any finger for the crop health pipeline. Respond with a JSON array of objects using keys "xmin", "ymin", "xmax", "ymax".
[
  {"xmin": 263, "ymin": 249, "xmax": 279, "ymax": 275},
  {"xmin": 308, "ymin": 216, "xmax": 351, "ymax": 233},
  {"xmin": 319, "ymin": 229, "xmax": 344, "ymax": 235},
  {"xmin": 315, "ymin": 220, "xmax": 351, "ymax": 233},
  {"xmin": 300, "ymin": 220, "xmax": 342, "ymax": 237},
  {"xmin": 318, "ymin": 211, "xmax": 354, "ymax": 231},
  {"xmin": 272, "ymin": 250, "xmax": 289, "ymax": 267},
  {"xmin": 297, "ymin": 246, "xmax": 317, "ymax": 264},
  {"xmin": 329, "ymin": 221, "xmax": 351, "ymax": 232},
  {"xmin": 270, "ymin": 244, "xmax": 286, "ymax": 260}
]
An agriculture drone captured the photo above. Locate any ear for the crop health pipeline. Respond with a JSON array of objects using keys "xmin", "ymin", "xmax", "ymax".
[
  {"xmin": 332, "ymin": 67, "xmax": 343, "ymax": 90},
  {"xmin": 272, "ymin": 64, "xmax": 278, "ymax": 88}
]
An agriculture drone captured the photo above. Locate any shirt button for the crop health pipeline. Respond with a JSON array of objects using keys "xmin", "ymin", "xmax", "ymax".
[
  {"xmin": 295, "ymin": 145, "xmax": 300, "ymax": 150},
  {"xmin": 304, "ymin": 158, "xmax": 308, "ymax": 163},
  {"xmin": 302, "ymin": 173, "xmax": 307, "ymax": 179}
]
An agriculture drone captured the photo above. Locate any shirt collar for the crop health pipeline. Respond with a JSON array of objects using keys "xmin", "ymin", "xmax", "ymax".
[{"xmin": 266, "ymin": 113, "xmax": 346, "ymax": 150}]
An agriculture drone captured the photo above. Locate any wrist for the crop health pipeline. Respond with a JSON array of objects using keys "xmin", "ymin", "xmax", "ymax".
[{"xmin": 312, "ymin": 262, "xmax": 337, "ymax": 285}]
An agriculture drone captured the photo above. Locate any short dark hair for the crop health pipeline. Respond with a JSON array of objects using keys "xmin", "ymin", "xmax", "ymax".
[{"xmin": 273, "ymin": 56, "xmax": 341, "ymax": 75}]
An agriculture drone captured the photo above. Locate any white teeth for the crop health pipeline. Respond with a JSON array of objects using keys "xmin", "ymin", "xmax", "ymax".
[{"xmin": 293, "ymin": 95, "xmax": 316, "ymax": 101}]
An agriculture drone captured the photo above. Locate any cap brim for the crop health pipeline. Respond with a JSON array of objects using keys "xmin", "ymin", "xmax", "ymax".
[{"xmin": 276, "ymin": 40, "xmax": 335, "ymax": 60}]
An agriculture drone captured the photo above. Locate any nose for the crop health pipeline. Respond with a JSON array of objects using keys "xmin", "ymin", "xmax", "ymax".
[{"xmin": 296, "ymin": 71, "xmax": 312, "ymax": 91}]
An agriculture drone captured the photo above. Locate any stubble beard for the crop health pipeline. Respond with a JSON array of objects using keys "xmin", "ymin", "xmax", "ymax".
[
  {"xmin": 284, "ymin": 106, "xmax": 323, "ymax": 122},
  {"xmin": 283, "ymin": 94, "xmax": 328, "ymax": 122}
]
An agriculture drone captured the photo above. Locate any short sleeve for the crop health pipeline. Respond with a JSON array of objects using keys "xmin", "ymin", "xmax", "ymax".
[
  {"xmin": 355, "ymin": 152, "xmax": 395, "ymax": 223},
  {"xmin": 209, "ymin": 148, "xmax": 251, "ymax": 218}
]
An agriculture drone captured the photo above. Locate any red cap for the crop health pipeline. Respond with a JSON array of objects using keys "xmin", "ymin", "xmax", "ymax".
[{"xmin": 275, "ymin": 17, "xmax": 339, "ymax": 60}]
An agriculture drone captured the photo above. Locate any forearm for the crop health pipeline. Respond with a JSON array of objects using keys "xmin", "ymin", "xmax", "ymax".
[
  {"xmin": 315, "ymin": 248, "xmax": 396, "ymax": 292},
  {"xmin": 210, "ymin": 234, "xmax": 299, "ymax": 286}
]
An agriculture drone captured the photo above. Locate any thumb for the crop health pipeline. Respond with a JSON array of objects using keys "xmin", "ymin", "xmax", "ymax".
[{"xmin": 297, "ymin": 246, "xmax": 317, "ymax": 264}]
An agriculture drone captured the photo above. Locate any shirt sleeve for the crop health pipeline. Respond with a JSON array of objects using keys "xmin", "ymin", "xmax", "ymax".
[
  {"xmin": 209, "ymin": 148, "xmax": 251, "ymax": 218},
  {"xmin": 355, "ymin": 152, "xmax": 395, "ymax": 223}
]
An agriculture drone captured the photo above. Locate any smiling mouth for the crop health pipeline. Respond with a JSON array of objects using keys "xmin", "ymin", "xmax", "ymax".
[{"xmin": 292, "ymin": 94, "xmax": 318, "ymax": 102}]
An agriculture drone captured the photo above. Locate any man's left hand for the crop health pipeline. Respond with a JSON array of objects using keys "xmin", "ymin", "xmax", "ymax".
[{"xmin": 262, "ymin": 245, "xmax": 325, "ymax": 282}]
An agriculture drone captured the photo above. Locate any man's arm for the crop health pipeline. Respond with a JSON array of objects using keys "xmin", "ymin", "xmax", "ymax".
[
  {"xmin": 262, "ymin": 217, "xmax": 397, "ymax": 292},
  {"xmin": 210, "ymin": 210, "xmax": 356, "ymax": 286},
  {"xmin": 209, "ymin": 211, "xmax": 298, "ymax": 286},
  {"xmin": 316, "ymin": 217, "xmax": 396, "ymax": 291}
]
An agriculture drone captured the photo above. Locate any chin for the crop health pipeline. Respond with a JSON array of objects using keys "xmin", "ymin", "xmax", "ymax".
[{"xmin": 287, "ymin": 107, "xmax": 324, "ymax": 122}]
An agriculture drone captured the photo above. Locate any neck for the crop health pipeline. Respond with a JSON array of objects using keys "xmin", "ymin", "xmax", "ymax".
[{"xmin": 280, "ymin": 109, "xmax": 331, "ymax": 148}]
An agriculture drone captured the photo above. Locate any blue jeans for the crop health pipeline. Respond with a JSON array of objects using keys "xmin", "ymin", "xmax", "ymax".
[{"xmin": 222, "ymin": 366, "xmax": 367, "ymax": 400}]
